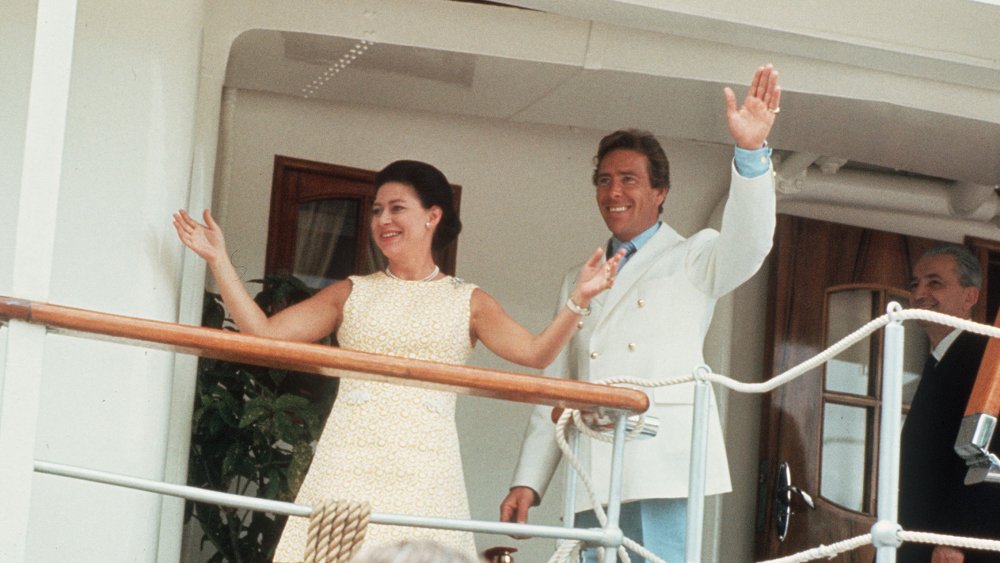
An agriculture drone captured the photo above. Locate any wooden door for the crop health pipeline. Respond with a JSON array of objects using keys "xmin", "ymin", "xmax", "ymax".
[{"xmin": 754, "ymin": 214, "xmax": 943, "ymax": 561}]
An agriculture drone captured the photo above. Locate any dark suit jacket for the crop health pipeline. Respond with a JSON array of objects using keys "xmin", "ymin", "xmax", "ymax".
[{"xmin": 897, "ymin": 330, "xmax": 1000, "ymax": 562}]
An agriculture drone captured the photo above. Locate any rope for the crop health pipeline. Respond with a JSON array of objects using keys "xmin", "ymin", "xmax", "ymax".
[
  {"xmin": 754, "ymin": 530, "xmax": 1000, "ymax": 563},
  {"xmin": 303, "ymin": 499, "xmax": 371, "ymax": 563},
  {"xmin": 899, "ymin": 531, "xmax": 1000, "ymax": 555},
  {"xmin": 549, "ymin": 309, "xmax": 1000, "ymax": 563},
  {"xmin": 591, "ymin": 309, "xmax": 1000, "ymax": 400},
  {"xmin": 549, "ymin": 409, "xmax": 665, "ymax": 563},
  {"xmin": 756, "ymin": 533, "xmax": 872, "ymax": 563}
]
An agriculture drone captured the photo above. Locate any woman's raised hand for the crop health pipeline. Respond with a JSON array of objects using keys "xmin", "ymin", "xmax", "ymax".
[
  {"xmin": 572, "ymin": 247, "xmax": 625, "ymax": 304},
  {"xmin": 172, "ymin": 209, "xmax": 227, "ymax": 264}
]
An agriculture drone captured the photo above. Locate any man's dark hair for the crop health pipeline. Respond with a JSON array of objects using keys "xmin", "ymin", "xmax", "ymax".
[{"xmin": 592, "ymin": 129, "xmax": 670, "ymax": 213}]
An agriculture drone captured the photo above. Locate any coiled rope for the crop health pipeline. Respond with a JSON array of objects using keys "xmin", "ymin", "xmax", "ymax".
[
  {"xmin": 303, "ymin": 499, "xmax": 371, "ymax": 563},
  {"xmin": 546, "ymin": 309, "xmax": 1000, "ymax": 562}
]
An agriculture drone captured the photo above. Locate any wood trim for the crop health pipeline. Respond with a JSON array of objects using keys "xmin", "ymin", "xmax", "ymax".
[
  {"xmin": 966, "ymin": 235, "xmax": 1000, "ymax": 324},
  {"xmin": 0, "ymin": 296, "xmax": 648, "ymax": 414},
  {"xmin": 267, "ymin": 156, "xmax": 379, "ymax": 277}
]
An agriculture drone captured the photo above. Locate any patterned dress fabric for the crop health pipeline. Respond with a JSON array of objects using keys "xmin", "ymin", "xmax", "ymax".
[{"xmin": 273, "ymin": 272, "xmax": 478, "ymax": 561}]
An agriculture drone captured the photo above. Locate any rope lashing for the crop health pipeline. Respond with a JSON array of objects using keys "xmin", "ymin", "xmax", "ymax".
[{"xmin": 304, "ymin": 499, "xmax": 371, "ymax": 563}]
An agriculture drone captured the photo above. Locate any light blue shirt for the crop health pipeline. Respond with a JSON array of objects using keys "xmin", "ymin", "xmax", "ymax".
[
  {"xmin": 608, "ymin": 222, "xmax": 661, "ymax": 270},
  {"xmin": 734, "ymin": 144, "xmax": 772, "ymax": 178}
]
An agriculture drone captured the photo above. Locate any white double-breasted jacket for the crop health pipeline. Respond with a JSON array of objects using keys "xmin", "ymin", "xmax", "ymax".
[{"xmin": 510, "ymin": 161, "xmax": 776, "ymax": 510}]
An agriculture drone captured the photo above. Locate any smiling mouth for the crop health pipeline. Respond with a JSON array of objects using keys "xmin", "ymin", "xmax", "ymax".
[
  {"xmin": 607, "ymin": 206, "xmax": 629, "ymax": 213},
  {"xmin": 380, "ymin": 232, "xmax": 400, "ymax": 240}
]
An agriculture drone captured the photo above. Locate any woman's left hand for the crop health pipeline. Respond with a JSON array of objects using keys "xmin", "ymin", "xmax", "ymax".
[{"xmin": 572, "ymin": 247, "xmax": 624, "ymax": 305}]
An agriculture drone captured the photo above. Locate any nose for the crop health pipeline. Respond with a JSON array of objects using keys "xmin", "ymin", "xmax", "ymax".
[{"xmin": 911, "ymin": 281, "xmax": 929, "ymax": 301}]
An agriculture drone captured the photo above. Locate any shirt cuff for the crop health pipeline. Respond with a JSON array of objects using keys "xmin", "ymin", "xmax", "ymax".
[{"xmin": 733, "ymin": 144, "xmax": 772, "ymax": 178}]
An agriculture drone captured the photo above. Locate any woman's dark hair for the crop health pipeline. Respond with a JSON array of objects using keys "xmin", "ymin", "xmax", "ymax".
[{"xmin": 374, "ymin": 160, "xmax": 462, "ymax": 251}]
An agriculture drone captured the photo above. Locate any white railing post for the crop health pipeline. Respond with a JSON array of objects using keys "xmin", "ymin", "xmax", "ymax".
[
  {"xmin": 562, "ymin": 423, "xmax": 580, "ymax": 527},
  {"xmin": 874, "ymin": 303, "xmax": 905, "ymax": 562},
  {"xmin": 685, "ymin": 366, "xmax": 713, "ymax": 563},
  {"xmin": 601, "ymin": 413, "xmax": 628, "ymax": 563}
]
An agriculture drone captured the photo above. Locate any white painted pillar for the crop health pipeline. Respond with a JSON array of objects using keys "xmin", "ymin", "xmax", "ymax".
[{"xmin": 0, "ymin": 0, "xmax": 78, "ymax": 560}]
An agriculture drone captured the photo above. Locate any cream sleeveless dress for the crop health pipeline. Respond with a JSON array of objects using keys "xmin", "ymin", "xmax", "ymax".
[{"xmin": 273, "ymin": 272, "xmax": 478, "ymax": 561}]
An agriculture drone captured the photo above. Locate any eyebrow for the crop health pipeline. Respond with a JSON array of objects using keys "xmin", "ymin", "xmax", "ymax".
[{"xmin": 596, "ymin": 170, "xmax": 640, "ymax": 177}]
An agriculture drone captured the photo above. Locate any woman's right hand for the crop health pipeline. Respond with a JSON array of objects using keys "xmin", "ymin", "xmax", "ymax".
[
  {"xmin": 570, "ymin": 247, "xmax": 624, "ymax": 306},
  {"xmin": 173, "ymin": 209, "xmax": 226, "ymax": 264}
]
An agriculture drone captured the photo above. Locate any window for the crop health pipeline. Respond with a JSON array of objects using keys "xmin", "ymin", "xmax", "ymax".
[{"xmin": 818, "ymin": 285, "xmax": 927, "ymax": 513}]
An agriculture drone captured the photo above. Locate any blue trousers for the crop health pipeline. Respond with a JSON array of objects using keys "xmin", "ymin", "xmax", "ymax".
[{"xmin": 575, "ymin": 499, "xmax": 688, "ymax": 563}]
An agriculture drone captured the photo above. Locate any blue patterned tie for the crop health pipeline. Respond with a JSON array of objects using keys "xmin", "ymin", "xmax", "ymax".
[{"xmin": 608, "ymin": 241, "xmax": 638, "ymax": 270}]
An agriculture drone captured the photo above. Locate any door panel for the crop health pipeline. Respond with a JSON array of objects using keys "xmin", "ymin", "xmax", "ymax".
[{"xmin": 755, "ymin": 215, "xmax": 941, "ymax": 561}]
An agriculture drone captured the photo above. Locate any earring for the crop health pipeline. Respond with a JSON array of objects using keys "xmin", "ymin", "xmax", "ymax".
[{"xmin": 425, "ymin": 222, "xmax": 431, "ymax": 229}]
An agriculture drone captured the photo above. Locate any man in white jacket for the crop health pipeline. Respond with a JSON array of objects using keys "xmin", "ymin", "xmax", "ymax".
[{"xmin": 499, "ymin": 64, "xmax": 782, "ymax": 562}]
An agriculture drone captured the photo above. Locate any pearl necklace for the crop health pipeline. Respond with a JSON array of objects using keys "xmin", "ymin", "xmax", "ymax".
[{"xmin": 385, "ymin": 265, "xmax": 440, "ymax": 282}]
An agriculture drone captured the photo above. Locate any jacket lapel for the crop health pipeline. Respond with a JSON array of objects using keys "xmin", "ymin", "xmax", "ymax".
[{"xmin": 592, "ymin": 225, "xmax": 682, "ymax": 324}]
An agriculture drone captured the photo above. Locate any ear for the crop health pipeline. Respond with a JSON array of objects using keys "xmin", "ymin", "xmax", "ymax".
[
  {"xmin": 655, "ymin": 186, "xmax": 669, "ymax": 205},
  {"xmin": 427, "ymin": 206, "xmax": 443, "ymax": 228},
  {"xmin": 963, "ymin": 286, "xmax": 981, "ymax": 316}
]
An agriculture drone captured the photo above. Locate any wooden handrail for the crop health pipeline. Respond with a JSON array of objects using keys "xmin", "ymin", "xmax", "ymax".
[
  {"xmin": 967, "ymin": 309, "xmax": 1000, "ymax": 418},
  {"xmin": 0, "ymin": 296, "xmax": 648, "ymax": 414}
]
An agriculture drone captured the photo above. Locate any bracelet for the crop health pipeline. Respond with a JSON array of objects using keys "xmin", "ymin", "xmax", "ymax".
[{"xmin": 565, "ymin": 297, "xmax": 591, "ymax": 316}]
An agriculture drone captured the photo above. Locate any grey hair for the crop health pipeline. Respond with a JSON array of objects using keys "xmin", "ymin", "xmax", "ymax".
[
  {"xmin": 921, "ymin": 244, "xmax": 982, "ymax": 289},
  {"xmin": 349, "ymin": 540, "xmax": 484, "ymax": 563}
]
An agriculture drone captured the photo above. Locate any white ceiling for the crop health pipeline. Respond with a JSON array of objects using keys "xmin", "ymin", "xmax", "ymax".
[{"xmin": 223, "ymin": 0, "xmax": 1000, "ymax": 186}]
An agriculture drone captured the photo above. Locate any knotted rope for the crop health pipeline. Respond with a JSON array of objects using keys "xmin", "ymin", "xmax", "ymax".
[{"xmin": 303, "ymin": 499, "xmax": 371, "ymax": 563}]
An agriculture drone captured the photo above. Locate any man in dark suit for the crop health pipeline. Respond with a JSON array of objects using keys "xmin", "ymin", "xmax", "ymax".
[{"xmin": 900, "ymin": 244, "xmax": 1000, "ymax": 563}]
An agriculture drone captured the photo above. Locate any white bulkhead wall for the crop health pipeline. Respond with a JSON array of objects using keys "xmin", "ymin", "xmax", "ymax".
[{"xmin": 1, "ymin": 0, "xmax": 205, "ymax": 561}]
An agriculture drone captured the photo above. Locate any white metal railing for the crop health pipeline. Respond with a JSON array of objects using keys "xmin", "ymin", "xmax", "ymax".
[
  {"xmin": 6, "ymin": 298, "xmax": 1000, "ymax": 562},
  {"xmin": 0, "ymin": 295, "xmax": 645, "ymax": 563}
]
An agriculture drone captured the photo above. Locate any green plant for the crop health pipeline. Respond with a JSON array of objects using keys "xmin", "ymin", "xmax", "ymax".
[{"xmin": 185, "ymin": 275, "xmax": 338, "ymax": 563}]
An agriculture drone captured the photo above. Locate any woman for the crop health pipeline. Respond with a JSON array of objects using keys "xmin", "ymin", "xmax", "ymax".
[{"xmin": 173, "ymin": 160, "xmax": 620, "ymax": 561}]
